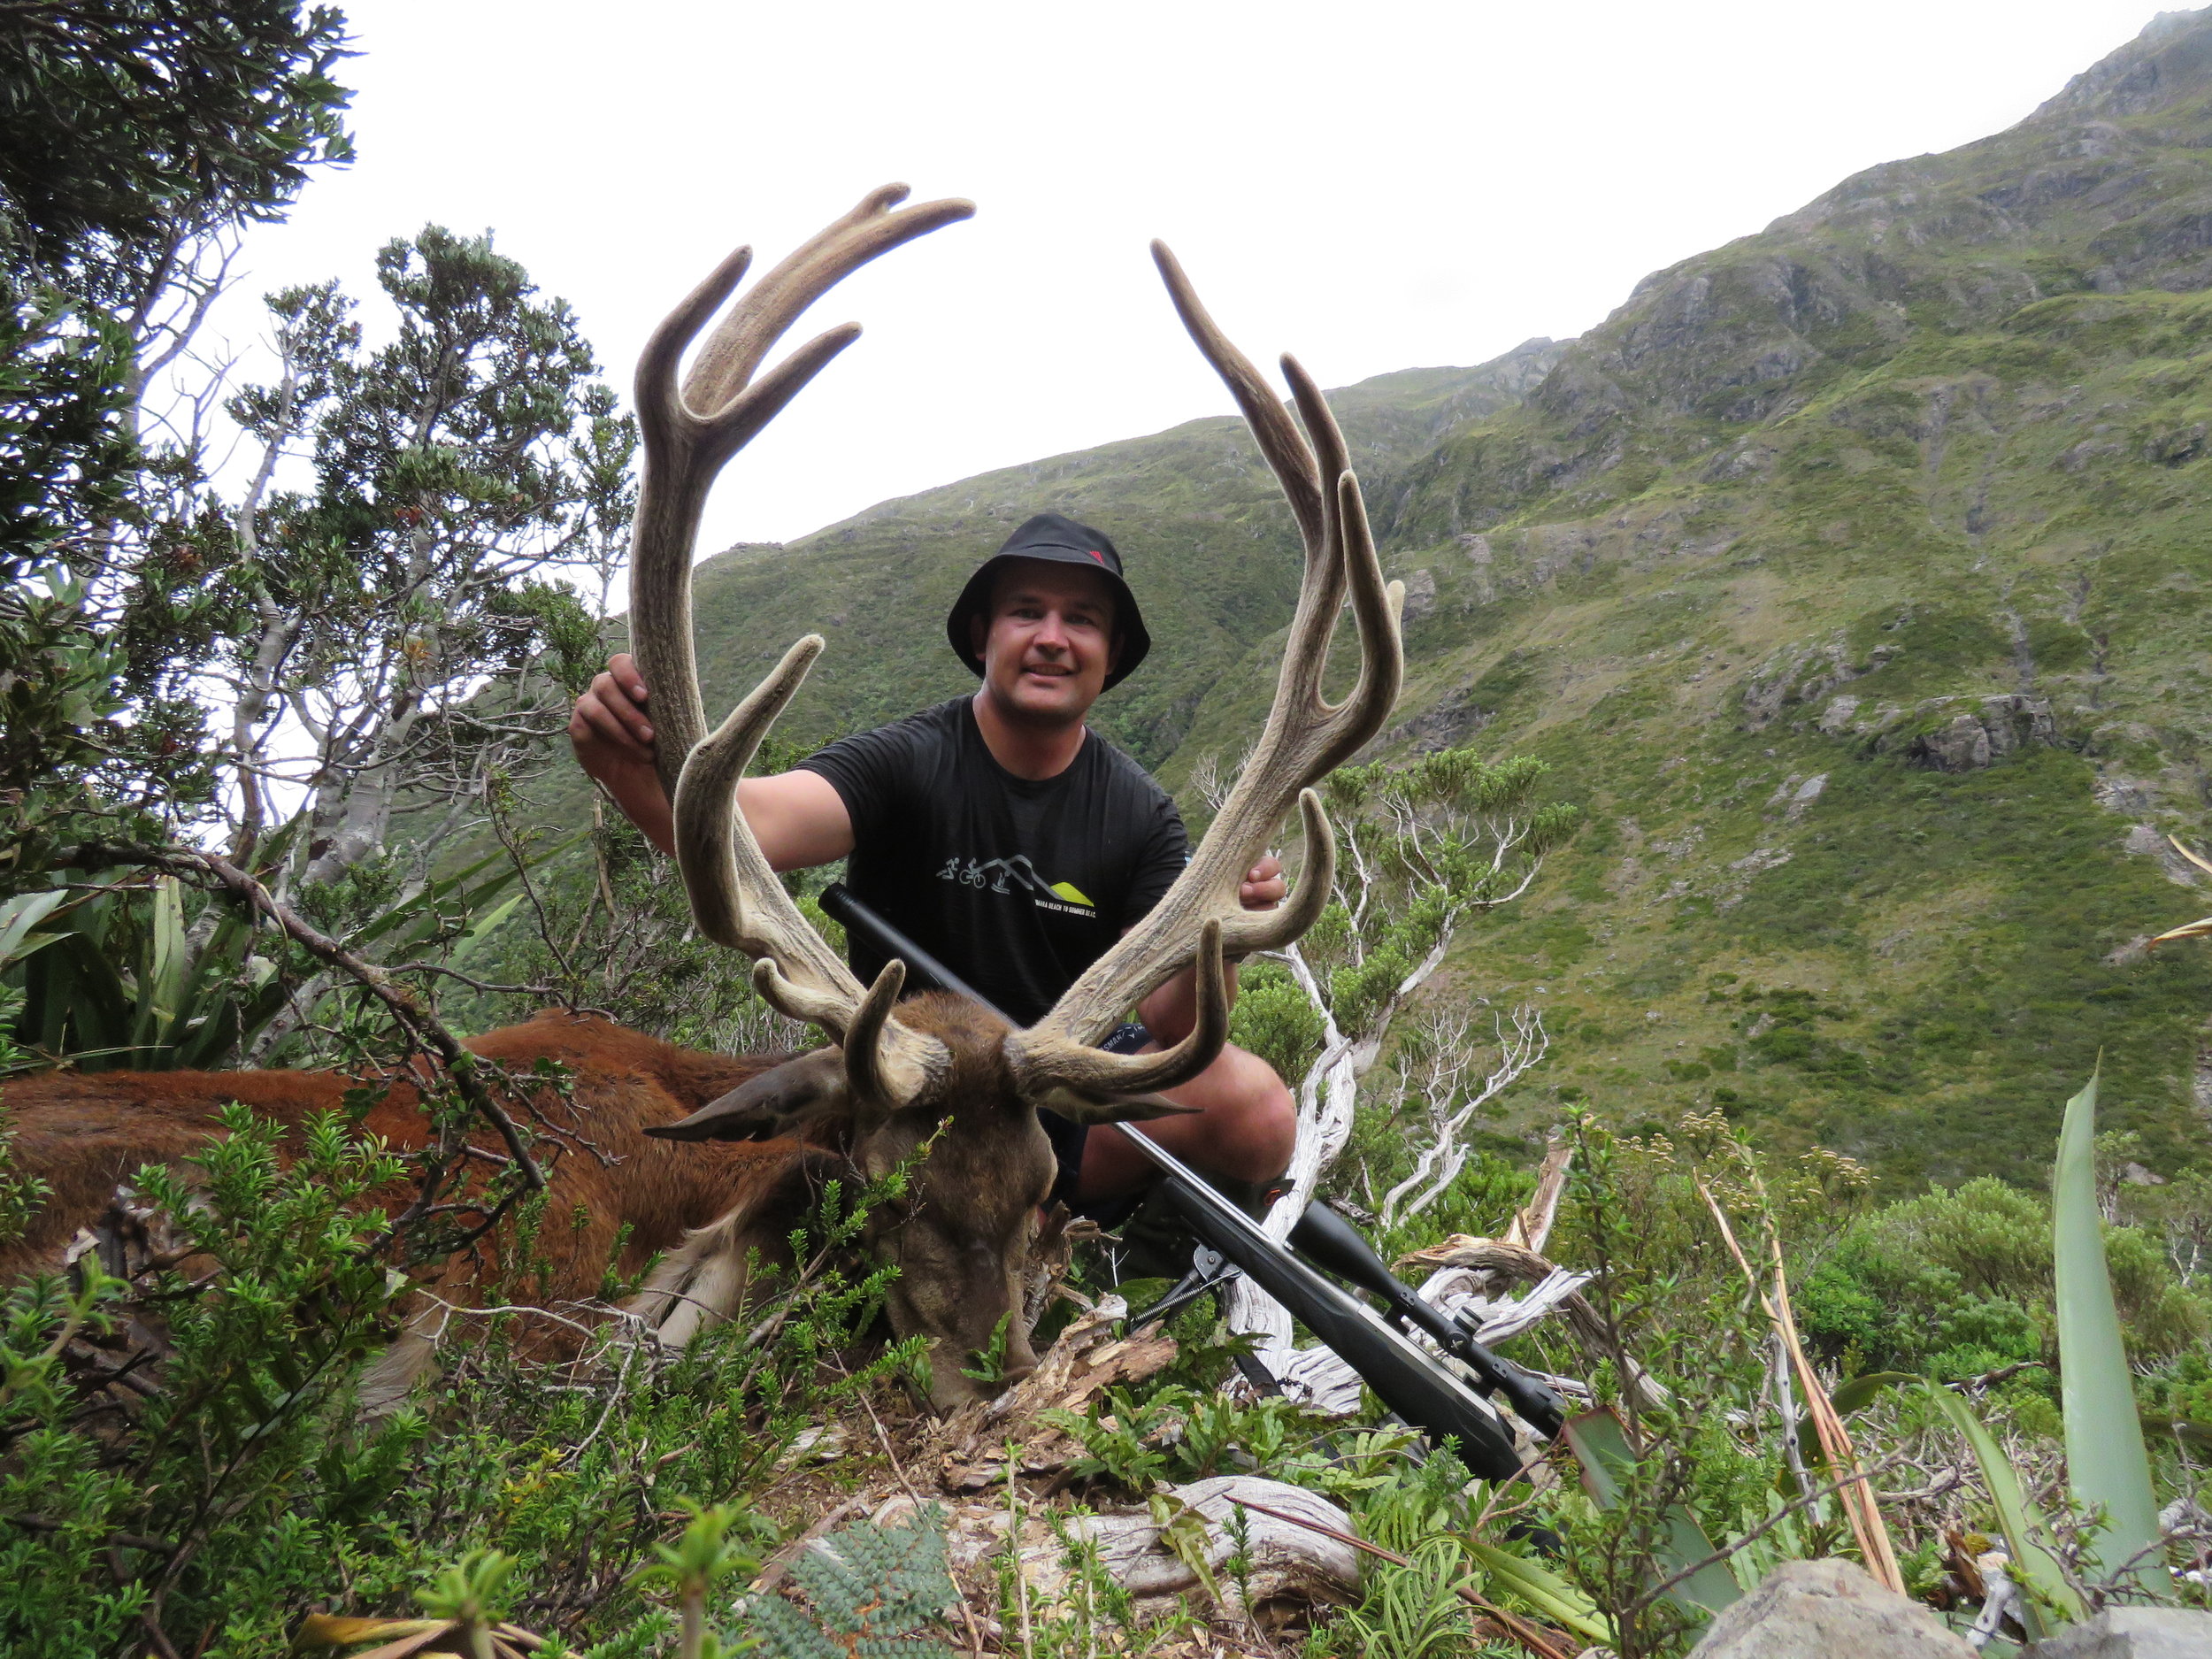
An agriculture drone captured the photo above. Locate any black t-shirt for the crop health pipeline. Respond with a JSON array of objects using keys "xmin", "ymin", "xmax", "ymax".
[{"xmin": 795, "ymin": 697, "xmax": 1189, "ymax": 1026}]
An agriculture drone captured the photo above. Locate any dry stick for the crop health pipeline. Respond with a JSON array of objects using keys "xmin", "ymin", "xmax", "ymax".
[
  {"xmin": 78, "ymin": 841, "xmax": 544, "ymax": 1190},
  {"xmin": 1226, "ymin": 1497, "xmax": 1576, "ymax": 1659},
  {"xmin": 1697, "ymin": 1179, "xmax": 1903, "ymax": 1593}
]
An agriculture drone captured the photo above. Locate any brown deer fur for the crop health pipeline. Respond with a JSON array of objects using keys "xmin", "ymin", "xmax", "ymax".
[
  {"xmin": 3, "ymin": 1000, "xmax": 1064, "ymax": 1411},
  {"xmin": 4, "ymin": 1010, "xmax": 782, "ymax": 1282}
]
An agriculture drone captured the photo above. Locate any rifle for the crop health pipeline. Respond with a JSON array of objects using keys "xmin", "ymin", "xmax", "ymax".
[{"xmin": 818, "ymin": 882, "xmax": 1561, "ymax": 1474}]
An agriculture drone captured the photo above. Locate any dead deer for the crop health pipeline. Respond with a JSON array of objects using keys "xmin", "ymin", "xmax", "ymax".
[{"xmin": 4, "ymin": 185, "xmax": 1404, "ymax": 1413}]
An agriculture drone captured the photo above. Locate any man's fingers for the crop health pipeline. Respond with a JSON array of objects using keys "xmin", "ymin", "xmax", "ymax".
[
  {"xmin": 1239, "ymin": 874, "xmax": 1288, "ymax": 910},
  {"xmin": 588, "ymin": 670, "xmax": 656, "ymax": 743},
  {"xmin": 572, "ymin": 690, "xmax": 655, "ymax": 764},
  {"xmin": 609, "ymin": 651, "xmax": 649, "ymax": 703}
]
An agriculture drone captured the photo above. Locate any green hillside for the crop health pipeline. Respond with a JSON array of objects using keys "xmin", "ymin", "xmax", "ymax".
[{"xmin": 545, "ymin": 12, "xmax": 2212, "ymax": 1190}]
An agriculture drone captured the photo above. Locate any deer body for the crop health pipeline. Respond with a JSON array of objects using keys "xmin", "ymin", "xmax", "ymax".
[
  {"xmin": 1, "ymin": 1010, "xmax": 792, "ymax": 1293},
  {"xmin": 4, "ymin": 1002, "xmax": 1064, "ymax": 1410}
]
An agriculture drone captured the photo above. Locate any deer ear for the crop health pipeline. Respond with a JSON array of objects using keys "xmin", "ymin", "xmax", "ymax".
[
  {"xmin": 647, "ymin": 1050, "xmax": 849, "ymax": 1142},
  {"xmin": 1033, "ymin": 1086, "xmax": 1203, "ymax": 1126}
]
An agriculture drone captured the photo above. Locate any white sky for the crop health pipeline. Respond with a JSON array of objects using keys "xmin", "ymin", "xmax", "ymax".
[{"xmin": 209, "ymin": 0, "xmax": 2173, "ymax": 554}]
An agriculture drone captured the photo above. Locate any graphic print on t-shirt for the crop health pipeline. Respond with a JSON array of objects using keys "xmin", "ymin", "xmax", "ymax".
[
  {"xmin": 795, "ymin": 697, "xmax": 1189, "ymax": 1025},
  {"xmin": 934, "ymin": 851, "xmax": 1097, "ymax": 916}
]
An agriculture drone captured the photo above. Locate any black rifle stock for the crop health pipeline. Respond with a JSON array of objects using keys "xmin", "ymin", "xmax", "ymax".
[{"xmin": 816, "ymin": 881, "xmax": 1529, "ymax": 1478}]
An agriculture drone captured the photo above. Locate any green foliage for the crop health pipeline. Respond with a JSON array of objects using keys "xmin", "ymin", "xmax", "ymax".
[
  {"xmin": 630, "ymin": 1500, "xmax": 769, "ymax": 1659},
  {"xmin": 959, "ymin": 1310, "xmax": 1016, "ymax": 1384},
  {"xmin": 4, "ymin": 871, "xmax": 286, "ymax": 1070},
  {"xmin": 1328, "ymin": 1537, "xmax": 1475, "ymax": 1659},
  {"xmin": 0, "ymin": 831, "xmax": 546, "ymax": 1072},
  {"xmin": 1796, "ymin": 1173, "xmax": 2212, "ymax": 1392},
  {"xmin": 2052, "ymin": 1072, "xmax": 2170, "ymax": 1594},
  {"xmin": 0, "ymin": 0, "xmax": 355, "ymax": 856},
  {"xmin": 418, "ymin": 1547, "xmax": 519, "ymax": 1633},
  {"xmin": 750, "ymin": 1512, "xmax": 957, "ymax": 1659},
  {"xmin": 0, "ymin": 4, "xmax": 353, "ymax": 300},
  {"xmin": 135, "ymin": 222, "xmax": 637, "ymax": 876},
  {"xmin": 0, "ymin": 1103, "xmax": 415, "ymax": 1656},
  {"xmin": 1041, "ymin": 1382, "xmax": 1328, "ymax": 1495},
  {"xmin": 0, "ymin": 1087, "xmax": 952, "ymax": 1655},
  {"xmin": 1226, "ymin": 957, "xmax": 1325, "ymax": 1087}
]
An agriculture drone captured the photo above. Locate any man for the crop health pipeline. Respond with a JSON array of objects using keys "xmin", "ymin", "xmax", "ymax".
[{"xmin": 569, "ymin": 511, "xmax": 1296, "ymax": 1218}]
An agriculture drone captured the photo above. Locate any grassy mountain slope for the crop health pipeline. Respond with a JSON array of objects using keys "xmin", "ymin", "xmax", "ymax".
[
  {"xmin": 526, "ymin": 13, "xmax": 2212, "ymax": 1191},
  {"xmin": 1168, "ymin": 9, "xmax": 2212, "ymax": 1187}
]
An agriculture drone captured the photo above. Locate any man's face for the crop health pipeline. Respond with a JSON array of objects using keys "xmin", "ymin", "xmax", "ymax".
[{"xmin": 972, "ymin": 559, "xmax": 1120, "ymax": 726}]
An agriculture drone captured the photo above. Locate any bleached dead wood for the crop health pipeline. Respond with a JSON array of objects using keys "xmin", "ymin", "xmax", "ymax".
[
  {"xmin": 1505, "ymin": 1134, "xmax": 1573, "ymax": 1254},
  {"xmin": 1397, "ymin": 1234, "xmax": 1672, "ymax": 1414},
  {"xmin": 929, "ymin": 1299, "xmax": 1179, "ymax": 1491}
]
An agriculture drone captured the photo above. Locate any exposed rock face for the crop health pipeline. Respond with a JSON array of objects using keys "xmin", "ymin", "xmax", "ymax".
[
  {"xmin": 1901, "ymin": 695, "xmax": 2062, "ymax": 772},
  {"xmin": 1399, "ymin": 566, "xmax": 1438, "ymax": 620},
  {"xmin": 1686, "ymin": 1559, "xmax": 1975, "ymax": 1658},
  {"xmin": 1386, "ymin": 687, "xmax": 1494, "ymax": 753},
  {"xmin": 1765, "ymin": 678, "xmax": 2061, "ymax": 770},
  {"xmin": 2022, "ymin": 1606, "xmax": 2212, "ymax": 1656}
]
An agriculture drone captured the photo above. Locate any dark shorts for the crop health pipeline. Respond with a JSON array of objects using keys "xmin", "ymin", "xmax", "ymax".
[{"xmin": 1039, "ymin": 1021, "xmax": 1150, "ymax": 1213}]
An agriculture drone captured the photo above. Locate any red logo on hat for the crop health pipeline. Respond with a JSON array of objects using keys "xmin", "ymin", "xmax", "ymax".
[{"xmin": 1087, "ymin": 549, "xmax": 1105, "ymax": 563}]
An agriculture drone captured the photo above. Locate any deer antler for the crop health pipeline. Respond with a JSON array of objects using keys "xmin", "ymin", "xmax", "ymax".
[
  {"xmin": 1006, "ymin": 242, "xmax": 1405, "ymax": 1103},
  {"xmin": 630, "ymin": 186, "xmax": 972, "ymax": 1098}
]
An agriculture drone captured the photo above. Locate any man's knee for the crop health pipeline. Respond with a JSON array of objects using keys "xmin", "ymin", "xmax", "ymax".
[{"xmin": 1194, "ymin": 1043, "xmax": 1296, "ymax": 1183}]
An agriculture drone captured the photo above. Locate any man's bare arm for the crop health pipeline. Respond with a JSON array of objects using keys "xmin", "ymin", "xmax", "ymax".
[{"xmin": 569, "ymin": 652, "xmax": 854, "ymax": 869}]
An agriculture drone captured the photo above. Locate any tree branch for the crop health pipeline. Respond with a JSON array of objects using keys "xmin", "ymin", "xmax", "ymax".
[{"xmin": 73, "ymin": 841, "xmax": 544, "ymax": 1189}]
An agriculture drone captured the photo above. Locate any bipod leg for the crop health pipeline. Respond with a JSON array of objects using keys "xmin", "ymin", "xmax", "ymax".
[{"xmin": 1125, "ymin": 1244, "xmax": 1238, "ymax": 1332}]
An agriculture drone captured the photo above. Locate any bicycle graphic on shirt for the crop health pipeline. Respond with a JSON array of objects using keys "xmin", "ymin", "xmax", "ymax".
[{"xmin": 933, "ymin": 852, "xmax": 1097, "ymax": 912}]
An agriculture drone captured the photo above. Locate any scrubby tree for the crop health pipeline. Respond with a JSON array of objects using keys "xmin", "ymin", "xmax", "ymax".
[
  {"xmin": 1217, "ymin": 745, "xmax": 1578, "ymax": 1356},
  {"xmin": 121, "ymin": 227, "xmax": 636, "ymax": 879},
  {"xmin": 0, "ymin": 2, "xmax": 353, "ymax": 851}
]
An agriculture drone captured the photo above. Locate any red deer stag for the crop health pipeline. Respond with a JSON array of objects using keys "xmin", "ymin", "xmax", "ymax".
[{"xmin": 3, "ymin": 185, "xmax": 1404, "ymax": 1412}]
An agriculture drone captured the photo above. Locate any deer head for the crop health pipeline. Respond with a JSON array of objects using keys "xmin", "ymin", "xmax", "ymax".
[{"xmin": 627, "ymin": 187, "xmax": 1403, "ymax": 1409}]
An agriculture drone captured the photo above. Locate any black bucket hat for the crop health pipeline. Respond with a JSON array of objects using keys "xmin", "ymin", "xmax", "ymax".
[{"xmin": 945, "ymin": 512, "xmax": 1151, "ymax": 691}]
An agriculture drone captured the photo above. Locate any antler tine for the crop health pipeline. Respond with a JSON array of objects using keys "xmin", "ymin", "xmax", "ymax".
[
  {"xmin": 1008, "ymin": 250, "xmax": 1405, "ymax": 1090},
  {"xmin": 679, "ymin": 634, "xmax": 953, "ymax": 1099},
  {"xmin": 1150, "ymin": 242, "xmax": 1325, "ymax": 548},
  {"xmin": 842, "ymin": 958, "xmax": 934, "ymax": 1116},
  {"xmin": 633, "ymin": 195, "xmax": 969, "ymax": 1102},
  {"xmin": 632, "ymin": 185, "xmax": 975, "ymax": 800},
  {"xmin": 684, "ymin": 184, "xmax": 972, "ymax": 411},
  {"xmin": 1024, "ymin": 920, "xmax": 1231, "ymax": 1101},
  {"xmin": 672, "ymin": 637, "xmax": 860, "ymax": 1016}
]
